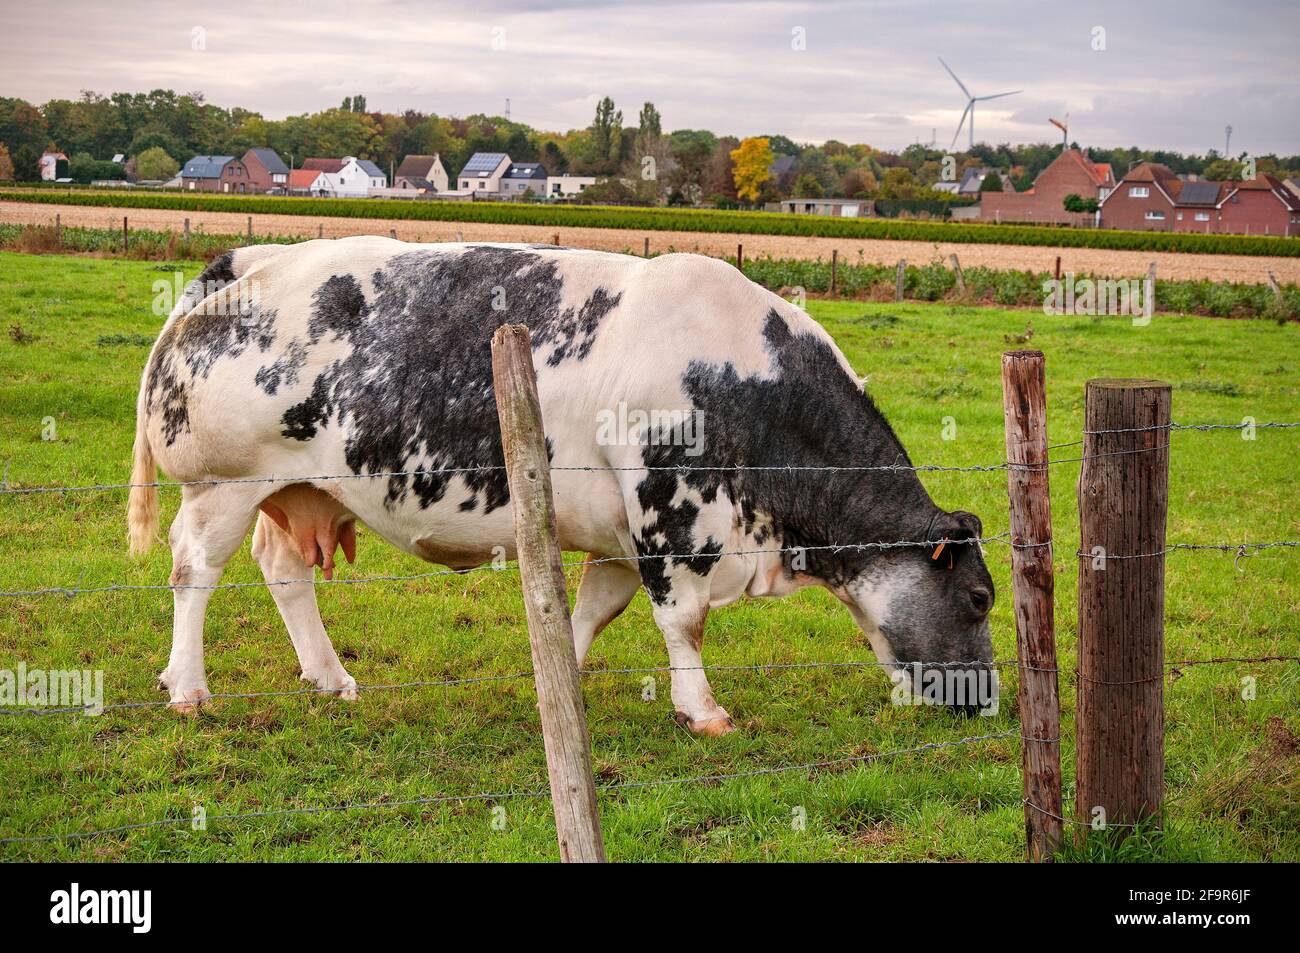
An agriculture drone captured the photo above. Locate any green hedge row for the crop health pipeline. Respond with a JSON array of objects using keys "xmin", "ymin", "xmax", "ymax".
[
  {"xmin": 2, "ymin": 187, "xmax": 1298, "ymax": 257},
  {"xmin": 4, "ymin": 221, "xmax": 1294, "ymax": 320},
  {"xmin": 741, "ymin": 256, "xmax": 1299, "ymax": 319}
]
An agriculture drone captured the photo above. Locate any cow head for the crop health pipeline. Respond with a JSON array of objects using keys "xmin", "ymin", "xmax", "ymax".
[{"xmin": 836, "ymin": 509, "xmax": 997, "ymax": 713}]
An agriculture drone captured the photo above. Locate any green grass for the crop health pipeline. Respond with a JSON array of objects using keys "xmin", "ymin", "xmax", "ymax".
[
  {"xmin": 5, "ymin": 186, "xmax": 1299, "ymax": 256},
  {"xmin": 0, "ymin": 252, "xmax": 1296, "ymax": 862}
]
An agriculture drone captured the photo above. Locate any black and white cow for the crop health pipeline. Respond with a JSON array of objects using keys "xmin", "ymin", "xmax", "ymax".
[{"xmin": 128, "ymin": 238, "xmax": 994, "ymax": 732}]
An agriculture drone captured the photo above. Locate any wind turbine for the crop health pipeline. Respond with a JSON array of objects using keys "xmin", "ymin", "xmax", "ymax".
[
  {"xmin": 939, "ymin": 58, "xmax": 1022, "ymax": 151},
  {"xmin": 1050, "ymin": 114, "xmax": 1069, "ymax": 148}
]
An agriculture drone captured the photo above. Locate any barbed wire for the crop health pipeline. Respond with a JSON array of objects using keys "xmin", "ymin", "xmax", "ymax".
[
  {"xmin": 1084, "ymin": 421, "xmax": 1300, "ymax": 435},
  {"xmin": 0, "ymin": 728, "xmax": 1018, "ymax": 846},
  {"xmin": 1076, "ymin": 540, "xmax": 1300, "ymax": 560},
  {"xmin": 0, "ymin": 535, "xmax": 1013, "ymax": 600},
  {"xmin": 3, "ymin": 652, "xmax": 1293, "ymax": 719}
]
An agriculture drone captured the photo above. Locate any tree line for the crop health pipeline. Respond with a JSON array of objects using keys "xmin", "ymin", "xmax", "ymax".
[{"xmin": 1, "ymin": 90, "xmax": 1296, "ymax": 204}]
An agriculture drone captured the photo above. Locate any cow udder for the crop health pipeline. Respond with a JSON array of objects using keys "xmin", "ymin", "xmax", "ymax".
[{"xmin": 259, "ymin": 484, "xmax": 357, "ymax": 579}]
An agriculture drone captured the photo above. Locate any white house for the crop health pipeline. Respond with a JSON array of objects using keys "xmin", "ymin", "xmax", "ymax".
[
  {"xmin": 303, "ymin": 157, "xmax": 387, "ymax": 197},
  {"xmin": 546, "ymin": 175, "xmax": 598, "ymax": 198},
  {"xmin": 456, "ymin": 152, "xmax": 512, "ymax": 193}
]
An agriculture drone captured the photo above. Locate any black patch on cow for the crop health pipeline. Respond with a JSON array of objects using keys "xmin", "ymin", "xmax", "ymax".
[
  {"xmin": 634, "ymin": 308, "xmax": 937, "ymax": 600},
  {"xmin": 144, "ymin": 253, "xmax": 280, "ymax": 444},
  {"xmin": 276, "ymin": 248, "xmax": 621, "ymax": 510}
]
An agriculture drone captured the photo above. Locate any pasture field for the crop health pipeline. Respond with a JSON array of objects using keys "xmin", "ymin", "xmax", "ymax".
[{"xmin": 0, "ymin": 251, "xmax": 1296, "ymax": 862}]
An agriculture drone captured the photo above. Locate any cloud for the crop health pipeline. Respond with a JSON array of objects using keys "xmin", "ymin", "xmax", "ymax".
[{"xmin": 1, "ymin": 0, "xmax": 1297, "ymax": 154}]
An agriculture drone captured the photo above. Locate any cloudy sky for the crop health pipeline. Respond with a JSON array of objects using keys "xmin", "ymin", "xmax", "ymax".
[{"xmin": 3, "ymin": 0, "xmax": 1298, "ymax": 155}]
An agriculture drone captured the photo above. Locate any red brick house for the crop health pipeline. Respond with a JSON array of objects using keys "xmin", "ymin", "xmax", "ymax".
[
  {"xmin": 1100, "ymin": 163, "xmax": 1187, "ymax": 231},
  {"xmin": 241, "ymin": 148, "xmax": 290, "ymax": 194},
  {"xmin": 1102, "ymin": 166, "xmax": 1300, "ymax": 236},
  {"xmin": 979, "ymin": 148, "xmax": 1114, "ymax": 226},
  {"xmin": 1217, "ymin": 174, "xmax": 1300, "ymax": 237},
  {"xmin": 180, "ymin": 155, "xmax": 252, "ymax": 193}
]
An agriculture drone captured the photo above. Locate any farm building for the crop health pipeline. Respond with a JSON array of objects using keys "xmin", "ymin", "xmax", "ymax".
[
  {"xmin": 39, "ymin": 152, "xmax": 68, "ymax": 181},
  {"xmin": 241, "ymin": 148, "xmax": 290, "ymax": 194},
  {"xmin": 978, "ymin": 148, "xmax": 1114, "ymax": 226},
  {"xmin": 545, "ymin": 174, "xmax": 598, "ymax": 197},
  {"xmin": 394, "ymin": 154, "xmax": 450, "ymax": 193},
  {"xmin": 779, "ymin": 197, "xmax": 874, "ymax": 217},
  {"xmin": 181, "ymin": 155, "xmax": 252, "ymax": 193}
]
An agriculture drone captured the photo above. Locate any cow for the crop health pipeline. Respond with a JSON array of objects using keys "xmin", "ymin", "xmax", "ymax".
[{"xmin": 127, "ymin": 238, "xmax": 995, "ymax": 732}]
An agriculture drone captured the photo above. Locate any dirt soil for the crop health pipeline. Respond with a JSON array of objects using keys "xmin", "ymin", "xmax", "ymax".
[{"xmin": 4, "ymin": 199, "xmax": 1298, "ymax": 284}]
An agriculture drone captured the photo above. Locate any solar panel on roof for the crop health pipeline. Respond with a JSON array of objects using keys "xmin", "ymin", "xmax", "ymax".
[
  {"xmin": 462, "ymin": 153, "xmax": 507, "ymax": 173},
  {"xmin": 1178, "ymin": 181, "xmax": 1220, "ymax": 205}
]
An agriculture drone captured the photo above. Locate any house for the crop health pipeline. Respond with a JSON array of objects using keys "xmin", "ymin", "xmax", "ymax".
[
  {"xmin": 779, "ymin": 197, "xmax": 873, "ymax": 218},
  {"xmin": 546, "ymin": 175, "xmax": 598, "ymax": 198},
  {"xmin": 299, "ymin": 157, "xmax": 386, "ymax": 197},
  {"xmin": 500, "ymin": 162, "xmax": 549, "ymax": 198},
  {"xmin": 288, "ymin": 168, "xmax": 329, "ymax": 196},
  {"xmin": 39, "ymin": 152, "xmax": 67, "ymax": 181},
  {"xmin": 1216, "ymin": 174, "xmax": 1300, "ymax": 237},
  {"xmin": 1096, "ymin": 162, "xmax": 1180, "ymax": 230},
  {"xmin": 456, "ymin": 152, "xmax": 512, "ymax": 193},
  {"xmin": 241, "ymin": 148, "xmax": 290, "ymax": 194},
  {"xmin": 979, "ymin": 148, "xmax": 1114, "ymax": 226},
  {"xmin": 394, "ymin": 154, "xmax": 449, "ymax": 193},
  {"xmin": 956, "ymin": 167, "xmax": 1015, "ymax": 196},
  {"xmin": 180, "ymin": 155, "xmax": 252, "ymax": 193},
  {"xmin": 1168, "ymin": 179, "xmax": 1227, "ymax": 232}
]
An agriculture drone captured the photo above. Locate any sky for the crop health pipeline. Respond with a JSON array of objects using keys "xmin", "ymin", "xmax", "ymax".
[{"xmin": 2, "ymin": 0, "xmax": 1298, "ymax": 155}]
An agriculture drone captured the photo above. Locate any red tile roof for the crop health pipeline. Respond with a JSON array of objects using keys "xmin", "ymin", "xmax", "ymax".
[
  {"xmin": 289, "ymin": 169, "xmax": 322, "ymax": 189},
  {"xmin": 301, "ymin": 158, "xmax": 345, "ymax": 173}
]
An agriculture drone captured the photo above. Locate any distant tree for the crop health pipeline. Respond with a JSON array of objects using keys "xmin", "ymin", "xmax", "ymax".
[
  {"xmin": 792, "ymin": 172, "xmax": 823, "ymax": 198},
  {"xmin": 67, "ymin": 151, "xmax": 124, "ymax": 182},
  {"xmin": 979, "ymin": 172, "xmax": 1004, "ymax": 192},
  {"xmin": 1203, "ymin": 158, "xmax": 1244, "ymax": 181},
  {"xmin": 636, "ymin": 102, "xmax": 661, "ymax": 142},
  {"xmin": 0, "ymin": 97, "xmax": 49, "ymax": 180},
  {"xmin": 839, "ymin": 167, "xmax": 876, "ymax": 198},
  {"xmin": 590, "ymin": 96, "xmax": 623, "ymax": 171},
  {"xmin": 135, "ymin": 145, "xmax": 179, "ymax": 181},
  {"xmin": 1062, "ymin": 193, "xmax": 1098, "ymax": 213},
  {"xmin": 542, "ymin": 140, "xmax": 569, "ymax": 175},
  {"xmin": 0, "ymin": 142, "xmax": 13, "ymax": 181},
  {"xmin": 730, "ymin": 136, "xmax": 774, "ymax": 203},
  {"xmin": 878, "ymin": 166, "xmax": 919, "ymax": 199}
]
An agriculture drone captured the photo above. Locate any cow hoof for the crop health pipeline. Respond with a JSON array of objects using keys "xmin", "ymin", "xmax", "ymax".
[
  {"xmin": 301, "ymin": 671, "xmax": 359, "ymax": 702},
  {"xmin": 167, "ymin": 687, "xmax": 212, "ymax": 714},
  {"xmin": 674, "ymin": 710, "xmax": 737, "ymax": 737}
]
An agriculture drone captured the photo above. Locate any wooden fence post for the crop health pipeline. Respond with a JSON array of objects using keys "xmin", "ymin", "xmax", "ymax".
[
  {"xmin": 183, "ymin": 217, "xmax": 190, "ymax": 241},
  {"xmin": 247, "ymin": 216, "xmax": 253, "ymax": 241},
  {"xmin": 737, "ymin": 243, "xmax": 744, "ymax": 270},
  {"xmin": 491, "ymin": 324, "xmax": 607, "ymax": 864},
  {"xmin": 895, "ymin": 259, "xmax": 906, "ymax": 302},
  {"xmin": 122, "ymin": 216, "xmax": 128, "ymax": 253},
  {"xmin": 1076, "ymin": 379, "xmax": 1171, "ymax": 839},
  {"xmin": 318, "ymin": 223, "xmax": 324, "ymax": 239},
  {"xmin": 830, "ymin": 249, "xmax": 838, "ymax": 296},
  {"xmin": 55, "ymin": 213, "xmax": 61, "ymax": 246},
  {"xmin": 950, "ymin": 253, "xmax": 965, "ymax": 295},
  {"xmin": 644, "ymin": 236, "xmax": 650, "ymax": 257},
  {"xmin": 389, "ymin": 228, "xmax": 397, "ymax": 240},
  {"xmin": 1001, "ymin": 350, "xmax": 1063, "ymax": 862}
]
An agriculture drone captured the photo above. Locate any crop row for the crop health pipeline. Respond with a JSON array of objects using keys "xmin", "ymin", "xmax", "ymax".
[{"xmin": 2, "ymin": 188, "xmax": 1298, "ymax": 257}]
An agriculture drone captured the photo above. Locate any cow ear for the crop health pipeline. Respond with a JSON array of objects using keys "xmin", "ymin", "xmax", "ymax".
[{"xmin": 926, "ymin": 510, "xmax": 982, "ymax": 568}]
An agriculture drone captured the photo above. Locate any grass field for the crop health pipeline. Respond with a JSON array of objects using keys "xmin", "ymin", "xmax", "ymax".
[{"xmin": 0, "ymin": 251, "xmax": 1296, "ymax": 862}]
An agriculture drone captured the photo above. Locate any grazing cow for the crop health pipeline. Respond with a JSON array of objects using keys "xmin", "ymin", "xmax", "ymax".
[{"xmin": 128, "ymin": 238, "xmax": 994, "ymax": 732}]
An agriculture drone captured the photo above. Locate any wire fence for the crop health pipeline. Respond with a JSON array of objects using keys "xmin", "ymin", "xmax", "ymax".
[{"xmin": 1, "ymin": 418, "xmax": 1296, "ymax": 851}]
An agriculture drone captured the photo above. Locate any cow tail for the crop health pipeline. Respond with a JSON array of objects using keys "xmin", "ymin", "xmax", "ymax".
[{"xmin": 127, "ymin": 391, "xmax": 159, "ymax": 557}]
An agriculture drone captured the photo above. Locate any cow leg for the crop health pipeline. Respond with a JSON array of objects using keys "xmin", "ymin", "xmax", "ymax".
[
  {"xmin": 159, "ymin": 485, "xmax": 261, "ymax": 711},
  {"xmin": 648, "ymin": 572, "xmax": 735, "ymax": 737},
  {"xmin": 571, "ymin": 558, "xmax": 641, "ymax": 662},
  {"xmin": 251, "ymin": 513, "xmax": 358, "ymax": 700}
]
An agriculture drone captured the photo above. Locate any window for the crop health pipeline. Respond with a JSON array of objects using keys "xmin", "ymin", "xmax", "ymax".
[
  {"xmin": 1130, "ymin": 186, "xmax": 1149, "ymax": 197},
  {"xmin": 1145, "ymin": 210, "xmax": 1165, "ymax": 220},
  {"xmin": 1195, "ymin": 212, "xmax": 1210, "ymax": 222},
  {"xmin": 1176, "ymin": 212, "xmax": 1183, "ymax": 220},
  {"xmin": 188, "ymin": 181, "xmax": 195, "ymax": 190},
  {"xmin": 1098, "ymin": 188, "xmax": 1110, "ymax": 201}
]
